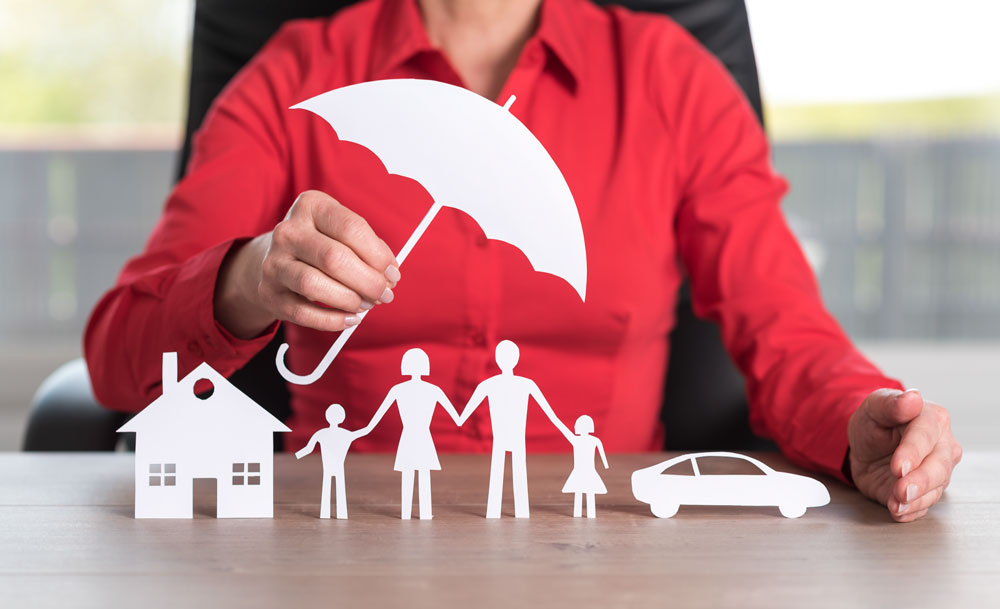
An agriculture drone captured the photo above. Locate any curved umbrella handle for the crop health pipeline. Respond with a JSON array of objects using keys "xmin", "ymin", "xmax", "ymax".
[
  {"xmin": 275, "ymin": 311, "xmax": 367, "ymax": 384},
  {"xmin": 274, "ymin": 201, "xmax": 444, "ymax": 385}
]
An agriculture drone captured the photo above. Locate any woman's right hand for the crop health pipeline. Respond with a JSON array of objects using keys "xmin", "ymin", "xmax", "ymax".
[{"xmin": 215, "ymin": 190, "xmax": 401, "ymax": 339}]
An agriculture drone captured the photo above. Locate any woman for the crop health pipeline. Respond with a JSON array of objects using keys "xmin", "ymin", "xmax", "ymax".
[
  {"xmin": 84, "ymin": 0, "xmax": 959, "ymax": 522},
  {"xmin": 361, "ymin": 348, "xmax": 462, "ymax": 520}
]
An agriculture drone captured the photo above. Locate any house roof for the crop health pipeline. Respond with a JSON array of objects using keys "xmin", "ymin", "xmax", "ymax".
[{"xmin": 118, "ymin": 362, "xmax": 291, "ymax": 434}]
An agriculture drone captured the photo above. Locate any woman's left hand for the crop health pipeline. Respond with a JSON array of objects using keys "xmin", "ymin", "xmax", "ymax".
[{"xmin": 848, "ymin": 388, "xmax": 962, "ymax": 522}]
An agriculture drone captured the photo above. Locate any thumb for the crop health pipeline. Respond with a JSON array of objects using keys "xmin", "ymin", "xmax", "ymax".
[{"xmin": 862, "ymin": 388, "xmax": 923, "ymax": 428}]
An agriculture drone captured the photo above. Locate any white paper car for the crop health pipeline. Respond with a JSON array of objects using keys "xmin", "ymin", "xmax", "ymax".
[{"xmin": 631, "ymin": 452, "xmax": 830, "ymax": 518}]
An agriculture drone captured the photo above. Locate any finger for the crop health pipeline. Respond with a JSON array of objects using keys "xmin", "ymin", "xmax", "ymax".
[
  {"xmin": 894, "ymin": 508, "xmax": 929, "ymax": 524},
  {"xmin": 264, "ymin": 288, "xmax": 360, "ymax": 332},
  {"xmin": 863, "ymin": 388, "xmax": 924, "ymax": 429},
  {"xmin": 894, "ymin": 434, "xmax": 956, "ymax": 504},
  {"xmin": 306, "ymin": 194, "xmax": 400, "ymax": 286},
  {"xmin": 274, "ymin": 258, "xmax": 371, "ymax": 313},
  {"xmin": 889, "ymin": 485, "xmax": 944, "ymax": 518},
  {"xmin": 289, "ymin": 230, "xmax": 393, "ymax": 305},
  {"xmin": 890, "ymin": 403, "xmax": 946, "ymax": 479}
]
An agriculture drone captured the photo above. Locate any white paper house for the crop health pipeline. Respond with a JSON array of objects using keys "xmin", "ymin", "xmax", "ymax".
[{"xmin": 118, "ymin": 353, "xmax": 290, "ymax": 519}]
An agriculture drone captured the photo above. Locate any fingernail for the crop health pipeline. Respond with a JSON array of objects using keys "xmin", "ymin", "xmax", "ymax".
[
  {"xmin": 896, "ymin": 502, "xmax": 909, "ymax": 515},
  {"xmin": 901, "ymin": 460, "xmax": 912, "ymax": 477},
  {"xmin": 384, "ymin": 265, "xmax": 401, "ymax": 284},
  {"xmin": 379, "ymin": 287, "xmax": 394, "ymax": 304},
  {"xmin": 359, "ymin": 301, "xmax": 374, "ymax": 311},
  {"xmin": 906, "ymin": 483, "xmax": 919, "ymax": 503},
  {"xmin": 344, "ymin": 315, "xmax": 361, "ymax": 327}
]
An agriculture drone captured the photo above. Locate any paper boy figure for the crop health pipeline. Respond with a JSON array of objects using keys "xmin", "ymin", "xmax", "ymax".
[{"xmin": 296, "ymin": 404, "xmax": 367, "ymax": 519}]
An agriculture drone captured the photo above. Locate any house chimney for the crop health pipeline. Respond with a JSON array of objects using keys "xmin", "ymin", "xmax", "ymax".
[{"xmin": 162, "ymin": 352, "xmax": 178, "ymax": 395}]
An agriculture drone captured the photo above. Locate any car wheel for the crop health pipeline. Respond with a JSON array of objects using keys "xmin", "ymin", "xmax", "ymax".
[
  {"xmin": 651, "ymin": 502, "xmax": 679, "ymax": 518},
  {"xmin": 779, "ymin": 504, "xmax": 806, "ymax": 518}
]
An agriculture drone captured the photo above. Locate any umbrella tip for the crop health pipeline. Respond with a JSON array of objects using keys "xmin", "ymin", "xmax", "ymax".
[{"xmin": 503, "ymin": 95, "xmax": 517, "ymax": 111}]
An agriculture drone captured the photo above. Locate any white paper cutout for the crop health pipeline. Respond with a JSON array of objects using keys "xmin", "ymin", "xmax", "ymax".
[
  {"xmin": 295, "ymin": 404, "xmax": 367, "ymax": 519},
  {"xmin": 360, "ymin": 348, "xmax": 462, "ymax": 520},
  {"xmin": 118, "ymin": 353, "xmax": 290, "ymax": 519},
  {"xmin": 276, "ymin": 79, "xmax": 588, "ymax": 385},
  {"xmin": 558, "ymin": 415, "xmax": 610, "ymax": 518},
  {"xmin": 631, "ymin": 452, "xmax": 831, "ymax": 518},
  {"xmin": 457, "ymin": 340, "xmax": 571, "ymax": 518}
]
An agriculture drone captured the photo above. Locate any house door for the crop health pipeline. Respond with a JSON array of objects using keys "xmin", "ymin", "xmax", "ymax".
[{"xmin": 192, "ymin": 477, "xmax": 218, "ymax": 518}]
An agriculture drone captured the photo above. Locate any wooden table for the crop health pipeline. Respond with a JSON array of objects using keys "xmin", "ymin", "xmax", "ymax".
[{"xmin": 1, "ymin": 452, "xmax": 997, "ymax": 608}]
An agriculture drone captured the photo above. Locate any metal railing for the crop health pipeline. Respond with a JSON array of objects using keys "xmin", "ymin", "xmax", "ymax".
[{"xmin": 1, "ymin": 137, "xmax": 998, "ymax": 341}]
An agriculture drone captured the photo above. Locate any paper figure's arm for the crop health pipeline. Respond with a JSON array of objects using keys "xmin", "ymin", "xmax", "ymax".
[
  {"xmin": 457, "ymin": 384, "xmax": 488, "ymax": 426},
  {"xmin": 360, "ymin": 386, "xmax": 398, "ymax": 435},
  {"xmin": 347, "ymin": 428, "xmax": 369, "ymax": 441},
  {"xmin": 436, "ymin": 387, "xmax": 463, "ymax": 426},
  {"xmin": 596, "ymin": 438, "xmax": 610, "ymax": 470},
  {"xmin": 295, "ymin": 432, "xmax": 321, "ymax": 459},
  {"xmin": 530, "ymin": 381, "xmax": 573, "ymax": 440}
]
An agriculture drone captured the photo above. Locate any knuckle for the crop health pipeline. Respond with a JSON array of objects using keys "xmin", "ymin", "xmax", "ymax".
[
  {"xmin": 935, "ymin": 406, "xmax": 950, "ymax": 428},
  {"xmin": 271, "ymin": 221, "xmax": 296, "ymax": 247},
  {"xmin": 294, "ymin": 269, "xmax": 319, "ymax": 297},
  {"xmin": 340, "ymin": 213, "xmax": 371, "ymax": 241},
  {"xmin": 321, "ymin": 243, "xmax": 350, "ymax": 271}
]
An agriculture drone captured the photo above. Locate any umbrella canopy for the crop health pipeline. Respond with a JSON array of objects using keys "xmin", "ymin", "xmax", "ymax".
[{"xmin": 276, "ymin": 79, "xmax": 588, "ymax": 385}]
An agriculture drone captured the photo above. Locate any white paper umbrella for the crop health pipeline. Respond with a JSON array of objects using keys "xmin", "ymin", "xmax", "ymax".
[{"xmin": 276, "ymin": 79, "xmax": 587, "ymax": 385}]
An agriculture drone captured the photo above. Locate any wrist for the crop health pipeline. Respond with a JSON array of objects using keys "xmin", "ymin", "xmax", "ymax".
[{"xmin": 214, "ymin": 235, "xmax": 275, "ymax": 339}]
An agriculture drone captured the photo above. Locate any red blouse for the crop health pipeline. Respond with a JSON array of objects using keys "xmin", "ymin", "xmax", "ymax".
[{"xmin": 84, "ymin": 0, "xmax": 901, "ymax": 479}]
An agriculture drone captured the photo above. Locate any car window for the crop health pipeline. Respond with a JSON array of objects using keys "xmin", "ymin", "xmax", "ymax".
[
  {"xmin": 695, "ymin": 457, "xmax": 766, "ymax": 476},
  {"xmin": 660, "ymin": 459, "xmax": 695, "ymax": 476}
]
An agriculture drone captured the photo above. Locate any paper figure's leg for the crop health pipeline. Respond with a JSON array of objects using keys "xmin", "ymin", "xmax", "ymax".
[
  {"xmin": 418, "ymin": 469, "xmax": 432, "ymax": 520},
  {"xmin": 573, "ymin": 492, "xmax": 582, "ymax": 518},
  {"xmin": 320, "ymin": 475, "xmax": 332, "ymax": 519},
  {"xmin": 335, "ymin": 475, "xmax": 347, "ymax": 520},
  {"xmin": 512, "ymin": 449, "xmax": 529, "ymax": 519},
  {"xmin": 486, "ymin": 448, "xmax": 505, "ymax": 519},
  {"xmin": 586, "ymin": 493, "xmax": 596, "ymax": 519},
  {"xmin": 401, "ymin": 470, "xmax": 414, "ymax": 520}
]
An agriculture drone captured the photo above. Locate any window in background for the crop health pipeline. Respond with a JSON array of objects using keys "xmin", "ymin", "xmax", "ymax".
[
  {"xmin": 0, "ymin": 0, "xmax": 191, "ymax": 343},
  {"xmin": 747, "ymin": 0, "xmax": 1000, "ymax": 339}
]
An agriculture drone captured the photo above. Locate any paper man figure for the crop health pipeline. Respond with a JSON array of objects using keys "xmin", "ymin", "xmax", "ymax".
[
  {"xmin": 559, "ymin": 415, "xmax": 609, "ymax": 518},
  {"xmin": 295, "ymin": 404, "xmax": 367, "ymax": 519},
  {"xmin": 362, "ymin": 348, "xmax": 462, "ymax": 520},
  {"xmin": 458, "ymin": 340, "xmax": 572, "ymax": 518}
]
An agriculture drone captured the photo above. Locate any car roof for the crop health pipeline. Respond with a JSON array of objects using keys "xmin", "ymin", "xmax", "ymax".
[{"xmin": 649, "ymin": 451, "xmax": 775, "ymax": 474}]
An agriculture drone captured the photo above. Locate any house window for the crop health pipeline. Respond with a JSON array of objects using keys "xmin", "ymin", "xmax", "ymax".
[
  {"xmin": 149, "ymin": 463, "xmax": 176, "ymax": 486},
  {"xmin": 232, "ymin": 462, "xmax": 261, "ymax": 486}
]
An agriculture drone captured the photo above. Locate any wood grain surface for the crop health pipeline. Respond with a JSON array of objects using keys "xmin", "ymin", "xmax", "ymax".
[{"xmin": 0, "ymin": 452, "xmax": 997, "ymax": 609}]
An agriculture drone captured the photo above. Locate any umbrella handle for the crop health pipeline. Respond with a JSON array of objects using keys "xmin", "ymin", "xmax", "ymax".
[{"xmin": 275, "ymin": 201, "xmax": 444, "ymax": 384}]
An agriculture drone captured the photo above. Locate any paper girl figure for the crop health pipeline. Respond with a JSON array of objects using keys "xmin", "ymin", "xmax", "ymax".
[
  {"xmin": 295, "ymin": 404, "xmax": 367, "ymax": 519},
  {"xmin": 560, "ymin": 415, "xmax": 610, "ymax": 518},
  {"xmin": 361, "ymin": 348, "xmax": 462, "ymax": 520}
]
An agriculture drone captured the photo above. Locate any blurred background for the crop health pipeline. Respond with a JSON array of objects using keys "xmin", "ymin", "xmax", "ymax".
[{"xmin": 0, "ymin": 0, "xmax": 997, "ymax": 451}]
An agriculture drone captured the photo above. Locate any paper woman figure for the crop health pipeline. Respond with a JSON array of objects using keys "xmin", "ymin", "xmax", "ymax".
[
  {"xmin": 361, "ymin": 348, "xmax": 462, "ymax": 520},
  {"xmin": 560, "ymin": 415, "xmax": 610, "ymax": 518}
]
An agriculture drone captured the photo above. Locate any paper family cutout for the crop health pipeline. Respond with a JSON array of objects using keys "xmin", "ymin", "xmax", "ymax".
[
  {"xmin": 631, "ymin": 452, "xmax": 831, "ymax": 518},
  {"xmin": 275, "ymin": 79, "xmax": 588, "ymax": 385},
  {"xmin": 293, "ymin": 342, "xmax": 609, "ymax": 520}
]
